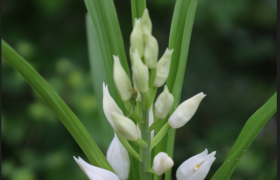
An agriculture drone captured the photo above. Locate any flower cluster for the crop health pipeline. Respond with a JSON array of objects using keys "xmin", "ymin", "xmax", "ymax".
[{"xmin": 74, "ymin": 8, "xmax": 216, "ymax": 180}]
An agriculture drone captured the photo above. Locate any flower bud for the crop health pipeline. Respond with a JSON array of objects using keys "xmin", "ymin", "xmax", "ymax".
[
  {"xmin": 168, "ymin": 92, "xmax": 206, "ymax": 129},
  {"xmin": 107, "ymin": 133, "xmax": 130, "ymax": 180},
  {"xmin": 155, "ymin": 85, "xmax": 174, "ymax": 119},
  {"xmin": 153, "ymin": 48, "xmax": 174, "ymax": 87},
  {"xmin": 141, "ymin": 9, "xmax": 152, "ymax": 34},
  {"xmin": 152, "ymin": 152, "xmax": 174, "ymax": 176},
  {"xmin": 130, "ymin": 18, "xmax": 144, "ymax": 57},
  {"xmin": 103, "ymin": 83, "xmax": 123, "ymax": 131},
  {"xmin": 137, "ymin": 107, "xmax": 154, "ymax": 140},
  {"xmin": 110, "ymin": 111, "xmax": 139, "ymax": 141},
  {"xmin": 176, "ymin": 149, "xmax": 216, "ymax": 180},
  {"xmin": 143, "ymin": 30, "xmax": 158, "ymax": 68},
  {"xmin": 132, "ymin": 49, "xmax": 149, "ymax": 92},
  {"xmin": 113, "ymin": 55, "xmax": 133, "ymax": 101},
  {"xmin": 73, "ymin": 156, "xmax": 119, "ymax": 180}
]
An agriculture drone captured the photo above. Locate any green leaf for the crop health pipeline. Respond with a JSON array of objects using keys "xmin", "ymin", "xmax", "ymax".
[
  {"xmin": 211, "ymin": 93, "xmax": 277, "ymax": 180},
  {"xmin": 84, "ymin": 0, "xmax": 130, "ymax": 113},
  {"xmin": 165, "ymin": 0, "xmax": 199, "ymax": 179},
  {"xmin": 1, "ymin": 39, "xmax": 114, "ymax": 172},
  {"xmin": 131, "ymin": 0, "xmax": 146, "ymax": 24},
  {"xmin": 86, "ymin": 13, "xmax": 114, "ymax": 150}
]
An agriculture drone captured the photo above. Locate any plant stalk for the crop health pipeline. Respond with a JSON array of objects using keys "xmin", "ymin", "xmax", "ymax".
[{"xmin": 139, "ymin": 93, "xmax": 152, "ymax": 180}]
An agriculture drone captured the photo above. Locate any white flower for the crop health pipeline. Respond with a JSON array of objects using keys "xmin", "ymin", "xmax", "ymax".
[
  {"xmin": 168, "ymin": 92, "xmax": 206, "ymax": 129},
  {"xmin": 143, "ymin": 29, "xmax": 158, "ymax": 68},
  {"xmin": 153, "ymin": 48, "xmax": 174, "ymax": 87},
  {"xmin": 152, "ymin": 152, "xmax": 174, "ymax": 176},
  {"xmin": 106, "ymin": 133, "xmax": 130, "ymax": 180},
  {"xmin": 110, "ymin": 111, "xmax": 139, "ymax": 141},
  {"xmin": 113, "ymin": 55, "xmax": 133, "ymax": 101},
  {"xmin": 176, "ymin": 149, "xmax": 216, "ymax": 180},
  {"xmin": 155, "ymin": 85, "xmax": 174, "ymax": 119},
  {"xmin": 73, "ymin": 156, "xmax": 119, "ymax": 180},
  {"xmin": 132, "ymin": 49, "xmax": 149, "ymax": 93},
  {"xmin": 130, "ymin": 18, "xmax": 144, "ymax": 57},
  {"xmin": 103, "ymin": 83, "xmax": 123, "ymax": 131},
  {"xmin": 137, "ymin": 106, "xmax": 154, "ymax": 140},
  {"xmin": 141, "ymin": 9, "xmax": 152, "ymax": 34}
]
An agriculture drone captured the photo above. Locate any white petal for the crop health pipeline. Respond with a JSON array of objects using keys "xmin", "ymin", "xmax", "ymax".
[
  {"xmin": 106, "ymin": 134, "xmax": 130, "ymax": 180},
  {"xmin": 103, "ymin": 83, "xmax": 123, "ymax": 130},
  {"xmin": 189, "ymin": 157, "xmax": 216, "ymax": 180},
  {"xmin": 73, "ymin": 156, "xmax": 119, "ymax": 180},
  {"xmin": 176, "ymin": 149, "xmax": 208, "ymax": 180},
  {"xmin": 168, "ymin": 92, "xmax": 206, "ymax": 129},
  {"xmin": 152, "ymin": 152, "xmax": 174, "ymax": 176}
]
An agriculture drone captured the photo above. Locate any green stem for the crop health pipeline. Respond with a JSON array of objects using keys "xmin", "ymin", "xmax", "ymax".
[
  {"xmin": 151, "ymin": 122, "xmax": 171, "ymax": 149},
  {"xmin": 139, "ymin": 94, "xmax": 152, "ymax": 180}
]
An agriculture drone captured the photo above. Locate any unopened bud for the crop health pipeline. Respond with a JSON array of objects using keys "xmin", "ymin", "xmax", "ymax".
[
  {"xmin": 176, "ymin": 149, "xmax": 216, "ymax": 180},
  {"xmin": 73, "ymin": 156, "xmax": 119, "ymax": 180},
  {"xmin": 141, "ymin": 9, "xmax": 152, "ymax": 34},
  {"xmin": 107, "ymin": 133, "xmax": 130, "ymax": 180},
  {"xmin": 130, "ymin": 18, "xmax": 144, "ymax": 57},
  {"xmin": 143, "ymin": 30, "xmax": 158, "ymax": 68},
  {"xmin": 103, "ymin": 83, "xmax": 123, "ymax": 131},
  {"xmin": 155, "ymin": 85, "xmax": 174, "ymax": 119},
  {"xmin": 152, "ymin": 152, "xmax": 174, "ymax": 176},
  {"xmin": 168, "ymin": 92, "xmax": 206, "ymax": 129},
  {"xmin": 113, "ymin": 55, "xmax": 133, "ymax": 101},
  {"xmin": 153, "ymin": 48, "xmax": 174, "ymax": 87},
  {"xmin": 132, "ymin": 49, "xmax": 149, "ymax": 92},
  {"xmin": 110, "ymin": 111, "xmax": 139, "ymax": 141}
]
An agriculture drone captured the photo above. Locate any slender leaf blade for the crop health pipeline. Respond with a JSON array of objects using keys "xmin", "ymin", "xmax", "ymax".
[
  {"xmin": 1, "ymin": 39, "xmax": 114, "ymax": 172},
  {"xmin": 131, "ymin": 0, "xmax": 146, "ymax": 24},
  {"xmin": 165, "ymin": 0, "xmax": 199, "ymax": 179},
  {"xmin": 86, "ymin": 13, "xmax": 114, "ymax": 150},
  {"xmin": 211, "ymin": 93, "xmax": 277, "ymax": 180},
  {"xmin": 84, "ymin": 0, "xmax": 130, "ymax": 112}
]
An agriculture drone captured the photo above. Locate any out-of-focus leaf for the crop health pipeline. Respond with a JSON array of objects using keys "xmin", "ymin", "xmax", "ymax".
[
  {"xmin": 131, "ymin": 0, "xmax": 146, "ymax": 24},
  {"xmin": 86, "ymin": 13, "xmax": 114, "ymax": 150},
  {"xmin": 211, "ymin": 93, "xmax": 277, "ymax": 180},
  {"xmin": 1, "ymin": 39, "xmax": 114, "ymax": 172},
  {"xmin": 84, "ymin": 0, "xmax": 130, "ymax": 113}
]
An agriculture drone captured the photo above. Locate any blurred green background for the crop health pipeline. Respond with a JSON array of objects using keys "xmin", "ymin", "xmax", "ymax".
[{"xmin": 1, "ymin": 0, "xmax": 277, "ymax": 180}]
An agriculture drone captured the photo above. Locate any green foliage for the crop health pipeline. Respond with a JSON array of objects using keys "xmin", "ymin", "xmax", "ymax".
[
  {"xmin": 1, "ymin": 0, "xmax": 276, "ymax": 179},
  {"xmin": 211, "ymin": 93, "xmax": 277, "ymax": 180},
  {"xmin": 1, "ymin": 40, "xmax": 113, "ymax": 172}
]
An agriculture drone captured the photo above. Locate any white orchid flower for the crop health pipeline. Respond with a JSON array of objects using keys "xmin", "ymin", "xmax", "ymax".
[
  {"xmin": 176, "ymin": 149, "xmax": 216, "ymax": 180},
  {"xmin": 73, "ymin": 156, "xmax": 119, "ymax": 180},
  {"xmin": 106, "ymin": 133, "xmax": 130, "ymax": 180}
]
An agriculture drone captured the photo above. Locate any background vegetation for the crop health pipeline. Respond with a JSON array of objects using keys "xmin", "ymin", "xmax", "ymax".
[{"xmin": 2, "ymin": 0, "xmax": 276, "ymax": 179}]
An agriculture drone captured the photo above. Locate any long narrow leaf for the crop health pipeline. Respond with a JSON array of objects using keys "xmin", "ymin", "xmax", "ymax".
[
  {"xmin": 1, "ymin": 39, "xmax": 114, "ymax": 172},
  {"xmin": 84, "ymin": 0, "xmax": 130, "ymax": 112},
  {"xmin": 131, "ymin": 0, "xmax": 146, "ymax": 24},
  {"xmin": 165, "ymin": 0, "xmax": 199, "ymax": 179},
  {"xmin": 86, "ymin": 13, "xmax": 114, "ymax": 150},
  {"xmin": 211, "ymin": 93, "xmax": 277, "ymax": 180}
]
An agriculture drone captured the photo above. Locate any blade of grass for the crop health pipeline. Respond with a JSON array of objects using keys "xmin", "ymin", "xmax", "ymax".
[
  {"xmin": 1, "ymin": 39, "xmax": 114, "ymax": 172},
  {"xmin": 131, "ymin": 0, "xmax": 146, "ymax": 25},
  {"xmin": 84, "ymin": 0, "xmax": 130, "ymax": 113},
  {"xmin": 211, "ymin": 93, "xmax": 277, "ymax": 180},
  {"xmin": 86, "ymin": 13, "xmax": 114, "ymax": 151}
]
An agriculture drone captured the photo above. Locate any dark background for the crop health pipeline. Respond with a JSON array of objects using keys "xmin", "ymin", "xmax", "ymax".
[{"xmin": 2, "ymin": 0, "xmax": 277, "ymax": 179}]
